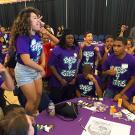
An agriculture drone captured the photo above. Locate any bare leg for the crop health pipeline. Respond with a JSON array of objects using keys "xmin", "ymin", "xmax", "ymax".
[
  {"xmin": 20, "ymin": 82, "xmax": 37, "ymax": 114},
  {"xmin": 34, "ymin": 78, "xmax": 43, "ymax": 111}
]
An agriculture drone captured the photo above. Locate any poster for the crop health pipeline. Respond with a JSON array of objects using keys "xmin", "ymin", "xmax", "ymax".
[{"xmin": 81, "ymin": 117, "xmax": 131, "ymax": 135}]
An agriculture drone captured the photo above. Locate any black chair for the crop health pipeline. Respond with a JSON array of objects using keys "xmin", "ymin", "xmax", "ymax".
[
  {"xmin": 74, "ymin": 34, "xmax": 79, "ymax": 41},
  {"xmin": 93, "ymin": 35, "xmax": 98, "ymax": 41},
  {"xmin": 78, "ymin": 35, "xmax": 84, "ymax": 42},
  {"xmin": 98, "ymin": 34, "xmax": 105, "ymax": 41}
]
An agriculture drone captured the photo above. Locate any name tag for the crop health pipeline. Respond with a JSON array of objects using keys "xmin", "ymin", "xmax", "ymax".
[{"xmin": 122, "ymin": 64, "xmax": 128, "ymax": 69}]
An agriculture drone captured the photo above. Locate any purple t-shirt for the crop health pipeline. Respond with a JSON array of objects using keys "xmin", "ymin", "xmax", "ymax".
[
  {"xmin": 49, "ymin": 46, "xmax": 79, "ymax": 87},
  {"xmin": 80, "ymin": 45, "xmax": 97, "ymax": 70},
  {"xmin": 15, "ymin": 34, "xmax": 42, "ymax": 65},
  {"xmin": 102, "ymin": 53, "xmax": 135, "ymax": 91},
  {"xmin": 76, "ymin": 74, "xmax": 101, "ymax": 97}
]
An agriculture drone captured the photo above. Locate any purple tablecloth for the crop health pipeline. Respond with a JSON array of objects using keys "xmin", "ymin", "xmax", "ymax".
[{"xmin": 36, "ymin": 98, "xmax": 135, "ymax": 135}]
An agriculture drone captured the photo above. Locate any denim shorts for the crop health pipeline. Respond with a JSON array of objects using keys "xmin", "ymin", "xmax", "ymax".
[{"xmin": 15, "ymin": 63, "xmax": 41, "ymax": 87}]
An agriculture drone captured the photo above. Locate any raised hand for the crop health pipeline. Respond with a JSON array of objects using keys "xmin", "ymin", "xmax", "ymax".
[
  {"xmin": 94, "ymin": 46, "xmax": 99, "ymax": 53},
  {"xmin": 87, "ymin": 74, "xmax": 96, "ymax": 83},
  {"xmin": 121, "ymin": 25, "xmax": 128, "ymax": 32},
  {"xmin": 105, "ymin": 46, "xmax": 111, "ymax": 53}
]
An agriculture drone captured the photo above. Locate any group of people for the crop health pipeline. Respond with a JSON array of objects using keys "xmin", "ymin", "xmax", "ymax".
[{"xmin": 0, "ymin": 6, "xmax": 135, "ymax": 135}]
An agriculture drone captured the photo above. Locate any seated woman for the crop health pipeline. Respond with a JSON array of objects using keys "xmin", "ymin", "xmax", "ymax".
[{"xmin": 76, "ymin": 64, "xmax": 102, "ymax": 98}]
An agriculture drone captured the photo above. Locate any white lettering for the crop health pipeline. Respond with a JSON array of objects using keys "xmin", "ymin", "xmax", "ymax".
[
  {"xmin": 83, "ymin": 51, "xmax": 94, "ymax": 62},
  {"xmin": 63, "ymin": 56, "xmax": 77, "ymax": 70},
  {"xmin": 79, "ymin": 84, "xmax": 93, "ymax": 95},
  {"xmin": 61, "ymin": 70, "xmax": 76, "ymax": 77}
]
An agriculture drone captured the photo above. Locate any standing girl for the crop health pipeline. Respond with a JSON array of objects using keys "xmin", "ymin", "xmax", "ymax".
[{"xmin": 10, "ymin": 7, "xmax": 45, "ymax": 115}]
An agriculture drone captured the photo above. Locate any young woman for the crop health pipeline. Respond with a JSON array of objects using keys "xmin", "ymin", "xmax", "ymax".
[
  {"xmin": 10, "ymin": 7, "xmax": 45, "ymax": 115},
  {"xmin": 48, "ymin": 29, "xmax": 80, "ymax": 103}
]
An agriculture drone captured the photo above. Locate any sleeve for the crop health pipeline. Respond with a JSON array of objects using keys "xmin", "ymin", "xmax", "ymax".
[
  {"xmin": 95, "ymin": 75, "xmax": 102, "ymax": 88},
  {"xmin": 16, "ymin": 36, "xmax": 30, "ymax": 54},
  {"xmin": 129, "ymin": 57, "xmax": 135, "ymax": 76},
  {"xmin": 102, "ymin": 57, "xmax": 110, "ymax": 71},
  {"xmin": 48, "ymin": 47, "xmax": 60, "ymax": 66}
]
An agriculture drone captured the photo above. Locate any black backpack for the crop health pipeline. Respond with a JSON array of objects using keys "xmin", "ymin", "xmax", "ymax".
[{"xmin": 55, "ymin": 102, "xmax": 78, "ymax": 120}]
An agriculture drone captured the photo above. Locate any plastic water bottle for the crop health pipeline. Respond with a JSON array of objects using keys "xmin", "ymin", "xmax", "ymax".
[{"xmin": 48, "ymin": 100, "xmax": 55, "ymax": 117}]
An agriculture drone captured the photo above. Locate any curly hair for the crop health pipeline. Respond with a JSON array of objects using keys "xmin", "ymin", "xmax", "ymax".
[{"xmin": 10, "ymin": 7, "xmax": 40, "ymax": 47}]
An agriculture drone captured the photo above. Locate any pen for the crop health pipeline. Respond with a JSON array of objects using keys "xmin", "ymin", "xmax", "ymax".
[{"xmin": 80, "ymin": 124, "xmax": 86, "ymax": 131}]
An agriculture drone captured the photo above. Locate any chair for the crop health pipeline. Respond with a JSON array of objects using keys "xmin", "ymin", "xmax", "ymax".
[
  {"xmin": 74, "ymin": 34, "xmax": 79, "ymax": 41},
  {"xmin": 78, "ymin": 35, "xmax": 84, "ymax": 42},
  {"xmin": 93, "ymin": 35, "xmax": 98, "ymax": 41},
  {"xmin": 98, "ymin": 34, "xmax": 105, "ymax": 41}
]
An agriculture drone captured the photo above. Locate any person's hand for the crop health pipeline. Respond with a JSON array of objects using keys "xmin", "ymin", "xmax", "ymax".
[
  {"xmin": 87, "ymin": 74, "xmax": 97, "ymax": 83},
  {"xmin": 81, "ymin": 42, "xmax": 86, "ymax": 49},
  {"xmin": 121, "ymin": 25, "xmax": 128, "ymax": 32},
  {"xmin": 105, "ymin": 46, "xmax": 111, "ymax": 53},
  {"xmin": 39, "ymin": 66, "xmax": 45, "ymax": 77},
  {"xmin": 94, "ymin": 46, "xmax": 99, "ymax": 53},
  {"xmin": 107, "ymin": 66, "xmax": 117, "ymax": 76},
  {"xmin": 38, "ymin": 16, "xmax": 45, "ymax": 27},
  {"xmin": 59, "ymin": 78, "xmax": 68, "ymax": 87},
  {"xmin": 127, "ymin": 104, "xmax": 135, "ymax": 113},
  {"xmin": 40, "ymin": 27, "xmax": 50, "ymax": 36},
  {"xmin": 40, "ymin": 63, "xmax": 45, "ymax": 68},
  {"xmin": 40, "ymin": 69, "xmax": 45, "ymax": 77},
  {"xmin": 114, "ymin": 93, "xmax": 122, "ymax": 101},
  {"xmin": 0, "ymin": 63, "xmax": 6, "ymax": 73},
  {"xmin": 69, "ymin": 78, "xmax": 76, "ymax": 85}
]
